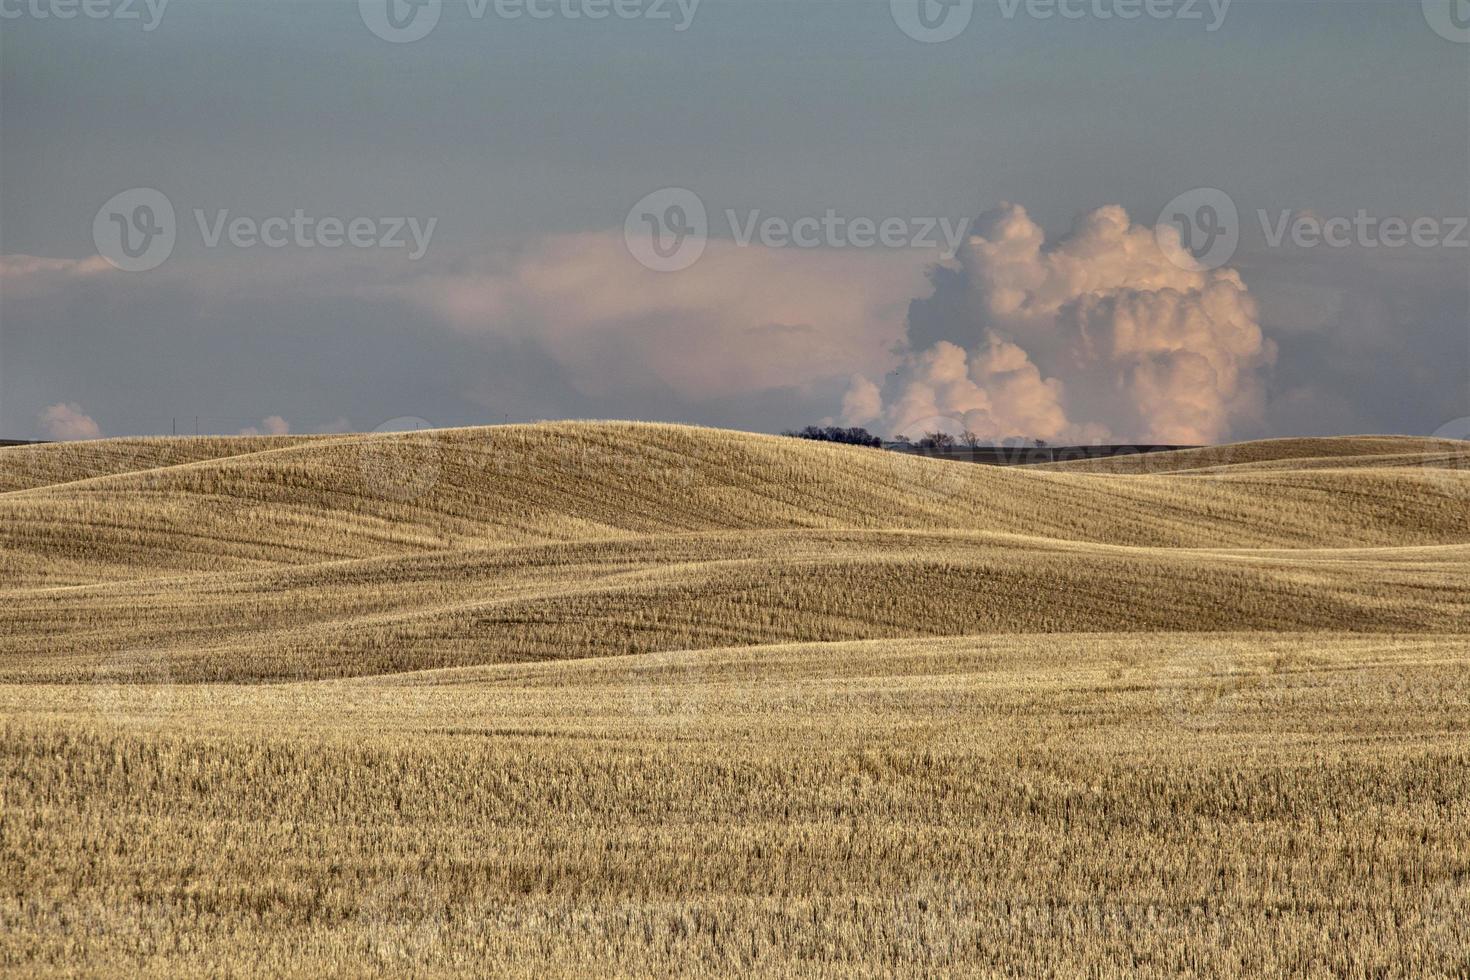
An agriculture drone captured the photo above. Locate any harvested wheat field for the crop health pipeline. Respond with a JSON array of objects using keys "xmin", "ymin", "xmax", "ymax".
[{"xmin": 2, "ymin": 422, "xmax": 1468, "ymax": 977}]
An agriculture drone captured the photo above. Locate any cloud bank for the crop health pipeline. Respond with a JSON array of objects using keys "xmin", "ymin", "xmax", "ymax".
[
  {"xmin": 12, "ymin": 202, "xmax": 1457, "ymax": 445},
  {"xmin": 238, "ymin": 415, "xmax": 291, "ymax": 437},
  {"xmin": 841, "ymin": 204, "xmax": 1276, "ymax": 444},
  {"xmin": 0, "ymin": 254, "xmax": 112, "ymax": 299},
  {"xmin": 38, "ymin": 403, "xmax": 102, "ymax": 440},
  {"xmin": 395, "ymin": 232, "xmax": 928, "ymax": 402}
]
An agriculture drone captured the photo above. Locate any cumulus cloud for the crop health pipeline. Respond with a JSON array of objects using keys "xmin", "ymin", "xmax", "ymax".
[
  {"xmin": 238, "ymin": 415, "xmax": 291, "ymax": 436},
  {"xmin": 394, "ymin": 232, "xmax": 929, "ymax": 401},
  {"xmin": 842, "ymin": 204, "xmax": 1275, "ymax": 445},
  {"xmin": 38, "ymin": 403, "xmax": 102, "ymax": 440},
  {"xmin": 0, "ymin": 254, "xmax": 112, "ymax": 299},
  {"xmin": 839, "ymin": 374, "xmax": 884, "ymax": 426}
]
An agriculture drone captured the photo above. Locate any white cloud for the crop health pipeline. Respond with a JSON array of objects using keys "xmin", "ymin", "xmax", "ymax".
[
  {"xmin": 0, "ymin": 254, "xmax": 112, "ymax": 298},
  {"xmin": 238, "ymin": 415, "xmax": 291, "ymax": 436},
  {"xmin": 839, "ymin": 374, "xmax": 883, "ymax": 426},
  {"xmin": 38, "ymin": 403, "xmax": 103, "ymax": 441},
  {"xmin": 394, "ymin": 232, "xmax": 929, "ymax": 401},
  {"xmin": 844, "ymin": 204, "xmax": 1275, "ymax": 444}
]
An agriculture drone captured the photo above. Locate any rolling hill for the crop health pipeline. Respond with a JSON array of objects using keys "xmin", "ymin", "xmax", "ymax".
[
  {"xmin": 2, "ymin": 423, "xmax": 1466, "ymax": 683},
  {"xmin": 3, "ymin": 423, "xmax": 1467, "ymax": 977}
]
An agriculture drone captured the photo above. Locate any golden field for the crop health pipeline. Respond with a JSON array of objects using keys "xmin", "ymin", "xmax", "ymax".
[{"xmin": 1, "ymin": 423, "xmax": 1467, "ymax": 977}]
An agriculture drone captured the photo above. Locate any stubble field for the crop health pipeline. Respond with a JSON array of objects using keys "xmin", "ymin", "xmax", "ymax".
[{"xmin": 2, "ymin": 423, "xmax": 1467, "ymax": 977}]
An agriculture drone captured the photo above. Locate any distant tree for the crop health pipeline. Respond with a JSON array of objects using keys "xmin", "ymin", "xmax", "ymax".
[
  {"xmin": 1034, "ymin": 438, "xmax": 1048, "ymax": 448},
  {"xmin": 782, "ymin": 425, "xmax": 881, "ymax": 448},
  {"xmin": 960, "ymin": 429, "xmax": 981, "ymax": 449},
  {"xmin": 922, "ymin": 431, "xmax": 955, "ymax": 451}
]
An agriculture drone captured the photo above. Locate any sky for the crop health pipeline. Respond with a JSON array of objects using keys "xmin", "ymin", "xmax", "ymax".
[{"xmin": 1, "ymin": 0, "xmax": 1467, "ymax": 443}]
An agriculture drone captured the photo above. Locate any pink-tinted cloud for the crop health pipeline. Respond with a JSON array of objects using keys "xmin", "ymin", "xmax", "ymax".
[
  {"xmin": 394, "ymin": 232, "xmax": 929, "ymax": 400},
  {"xmin": 38, "ymin": 403, "xmax": 103, "ymax": 441},
  {"xmin": 843, "ymin": 204, "xmax": 1275, "ymax": 444},
  {"xmin": 0, "ymin": 254, "xmax": 112, "ymax": 298},
  {"xmin": 238, "ymin": 415, "xmax": 291, "ymax": 436}
]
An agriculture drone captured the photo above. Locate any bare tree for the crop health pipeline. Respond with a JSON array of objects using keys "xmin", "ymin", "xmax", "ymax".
[
  {"xmin": 924, "ymin": 431, "xmax": 955, "ymax": 450},
  {"xmin": 960, "ymin": 429, "xmax": 981, "ymax": 449}
]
